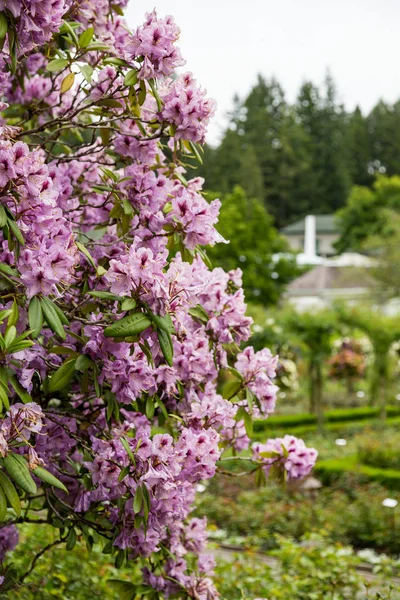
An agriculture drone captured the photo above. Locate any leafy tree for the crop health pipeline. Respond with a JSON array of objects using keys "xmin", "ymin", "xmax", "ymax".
[
  {"xmin": 295, "ymin": 74, "xmax": 351, "ymax": 215},
  {"xmin": 284, "ymin": 310, "xmax": 338, "ymax": 431},
  {"xmin": 345, "ymin": 106, "xmax": 374, "ymax": 187},
  {"xmin": 367, "ymin": 100, "xmax": 400, "ymax": 176},
  {"xmin": 208, "ymin": 187, "xmax": 299, "ymax": 305},
  {"xmin": 336, "ymin": 306, "xmax": 400, "ymax": 420},
  {"xmin": 335, "ymin": 175, "xmax": 400, "ymax": 252}
]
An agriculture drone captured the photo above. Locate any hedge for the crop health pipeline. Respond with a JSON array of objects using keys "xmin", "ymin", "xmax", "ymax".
[
  {"xmin": 314, "ymin": 456, "xmax": 400, "ymax": 490},
  {"xmin": 253, "ymin": 405, "xmax": 400, "ymax": 433}
]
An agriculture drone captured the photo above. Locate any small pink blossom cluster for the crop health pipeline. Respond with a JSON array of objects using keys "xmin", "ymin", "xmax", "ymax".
[
  {"xmin": 0, "ymin": 525, "xmax": 18, "ymax": 563},
  {"xmin": 0, "ymin": 140, "xmax": 77, "ymax": 298},
  {"xmin": 160, "ymin": 73, "xmax": 217, "ymax": 143},
  {"xmin": 123, "ymin": 9, "xmax": 185, "ymax": 79},
  {"xmin": 253, "ymin": 435, "xmax": 318, "ymax": 480},
  {"xmin": 0, "ymin": 403, "xmax": 44, "ymax": 458},
  {"xmin": 0, "ymin": 0, "xmax": 68, "ymax": 55},
  {"xmin": 235, "ymin": 346, "xmax": 279, "ymax": 416}
]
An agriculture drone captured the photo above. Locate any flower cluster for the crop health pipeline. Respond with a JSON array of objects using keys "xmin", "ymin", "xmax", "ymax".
[
  {"xmin": 160, "ymin": 73, "xmax": 217, "ymax": 143},
  {"xmin": 0, "ymin": 140, "xmax": 77, "ymax": 298},
  {"xmin": 253, "ymin": 435, "xmax": 318, "ymax": 480},
  {"xmin": 0, "ymin": 1, "xmax": 316, "ymax": 596},
  {"xmin": 235, "ymin": 346, "xmax": 279, "ymax": 416},
  {"xmin": 329, "ymin": 338, "xmax": 366, "ymax": 383},
  {"xmin": 0, "ymin": 525, "xmax": 18, "ymax": 563},
  {"xmin": 0, "ymin": 0, "xmax": 68, "ymax": 56},
  {"xmin": 123, "ymin": 9, "xmax": 184, "ymax": 79}
]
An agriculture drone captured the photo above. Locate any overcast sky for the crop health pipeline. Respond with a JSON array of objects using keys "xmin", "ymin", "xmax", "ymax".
[{"xmin": 126, "ymin": 0, "xmax": 400, "ymax": 145}]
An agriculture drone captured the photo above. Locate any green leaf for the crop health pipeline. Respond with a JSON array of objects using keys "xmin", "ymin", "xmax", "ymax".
[
  {"xmin": 148, "ymin": 78, "xmax": 162, "ymax": 112},
  {"xmin": 133, "ymin": 484, "xmax": 143, "ymax": 513},
  {"xmin": 139, "ymin": 341, "xmax": 154, "ymax": 367},
  {"xmin": 189, "ymin": 304, "xmax": 209, "ymax": 323},
  {"xmin": 120, "ymin": 298, "xmax": 137, "ymax": 311},
  {"xmin": 223, "ymin": 380, "xmax": 242, "ymax": 400},
  {"xmin": 79, "ymin": 64, "xmax": 93, "ymax": 83},
  {"xmin": 48, "ymin": 359, "xmax": 76, "ymax": 393},
  {"xmin": 40, "ymin": 297, "xmax": 66, "ymax": 340},
  {"xmin": 124, "ymin": 69, "xmax": 138, "ymax": 87},
  {"xmin": 108, "ymin": 579, "xmax": 136, "ymax": 600},
  {"xmin": 66, "ymin": 527, "xmax": 77, "ymax": 551},
  {"xmin": 75, "ymin": 354, "xmax": 93, "ymax": 372},
  {"xmin": 0, "ymin": 471, "xmax": 21, "ymax": 516},
  {"xmin": 114, "ymin": 550, "xmax": 125, "ymax": 569},
  {"xmin": 4, "ymin": 326, "xmax": 16, "ymax": 348},
  {"xmin": 6, "ymin": 339, "xmax": 34, "ymax": 355},
  {"xmin": 28, "ymin": 296, "xmax": 43, "ymax": 339},
  {"xmin": 118, "ymin": 466, "xmax": 130, "ymax": 482},
  {"xmin": 149, "ymin": 311, "xmax": 175, "ymax": 334},
  {"xmin": 0, "ymin": 485, "xmax": 7, "ymax": 521},
  {"xmin": 7, "ymin": 218, "xmax": 24, "ymax": 245},
  {"xmin": 46, "ymin": 58, "xmax": 69, "ymax": 72},
  {"xmin": 0, "ymin": 381, "xmax": 9, "ymax": 411},
  {"xmin": 145, "ymin": 396, "xmax": 155, "ymax": 419},
  {"xmin": 0, "ymin": 263, "xmax": 18, "ymax": 277},
  {"xmin": 157, "ymin": 328, "xmax": 173, "ymax": 367},
  {"xmin": 236, "ymin": 406, "xmax": 253, "ymax": 437},
  {"xmin": 0, "ymin": 12, "xmax": 8, "ymax": 42},
  {"xmin": 7, "ymin": 300, "xmax": 18, "ymax": 327},
  {"xmin": 79, "ymin": 27, "xmax": 94, "ymax": 48},
  {"xmin": 88, "ymin": 290, "xmax": 121, "ymax": 301},
  {"xmin": 138, "ymin": 79, "xmax": 146, "ymax": 106},
  {"xmin": 9, "ymin": 375, "xmax": 31, "ymax": 403},
  {"xmin": 104, "ymin": 312, "xmax": 151, "ymax": 338},
  {"xmin": 3, "ymin": 454, "xmax": 37, "ymax": 495},
  {"xmin": 0, "ymin": 205, "xmax": 6, "ymax": 227},
  {"xmin": 96, "ymin": 99, "xmax": 124, "ymax": 109},
  {"xmin": 76, "ymin": 241, "xmax": 96, "ymax": 268},
  {"xmin": 34, "ymin": 466, "xmax": 68, "ymax": 493},
  {"xmin": 120, "ymin": 437, "xmax": 135, "ymax": 464}
]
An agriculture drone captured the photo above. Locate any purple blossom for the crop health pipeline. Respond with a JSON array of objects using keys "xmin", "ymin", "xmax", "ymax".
[
  {"xmin": 122, "ymin": 10, "xmax": 185, "ymax": 79},
  {"xmin": 160, "ymin": 73, "xmax": 216, "ymax": 143},
  {"xmin": 0, "ymin": 524, "xmax": 18, "ymax": 562},
  {"xmin": 253, "ymin": 435, "xmax": 318, "ymax": 480}
]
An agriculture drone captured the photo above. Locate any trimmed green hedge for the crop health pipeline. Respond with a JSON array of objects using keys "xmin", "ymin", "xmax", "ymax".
[
  {"xmin": 254, "ymin": 405, "xmax": 400, "ymax": 432},
  {"xmin": 315, "ymin": 456, "xmax": 400, "ymax": 490}
]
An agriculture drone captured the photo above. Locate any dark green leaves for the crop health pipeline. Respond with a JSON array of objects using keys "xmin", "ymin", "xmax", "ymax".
[
  {"xmin": 157, "ymin": 329, "xmax": 173, "ymax": 367},
  {"xmin": 48, "ymin": 359, "xmax": 76, "ymax": 393},
  {"xmin": 3, "ymin": 453, "xmax": 37, "ymax": 495},
  {"xmin": 104, "ymin": 312, "xmax": 151, "ymax": 338},
  {"xmin": 28, "ymin": 296, "xmax": 43, "ymax": 338},
  {"xmin": 148, "ymin": 311, "xmax": 175, "ymax": 334},
  {"xmin": 124, "ymin": 69, "xmax": 138, "ymax": 87},
  {"xmin": 189, "ymin": 304, "xmax": 209, "ymax": 323},
  {"xmin": 40, "ymin": 297, "xmax": 67, "ymax": 340},
  {"xmin": 78, "ymin": 27, "xmax": 94, "ymax": 48},
  {"xmin": 0, "ymin": 471, "xmax": 20, "ymax": 516},
  {"xmin": 0, "ymin": 12, "xmax": 8, "ymax": 42},
  {"xmin": 33, "ymin": 466, "xmax": 68, "ymax": 492}
]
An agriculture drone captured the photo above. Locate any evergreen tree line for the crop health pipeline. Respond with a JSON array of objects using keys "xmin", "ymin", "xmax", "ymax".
[{"xmin": 197, "ymin": 73, "xmax": 400, "ymax": 228}]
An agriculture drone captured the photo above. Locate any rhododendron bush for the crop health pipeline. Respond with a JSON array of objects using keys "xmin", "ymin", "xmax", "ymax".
[{"xmin": 0, "ymin": 1, "xmax": 317, "ymax": 597}]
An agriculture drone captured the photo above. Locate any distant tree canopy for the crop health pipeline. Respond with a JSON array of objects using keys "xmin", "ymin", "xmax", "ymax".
[
  {"xmin": 197, "ymin": 73, "xmax": 400, "ymax": 228},
  {"xmin": 207, "ymin": 186, "xmax": 299, "ymax": 305},
  {"xmin": 335, "ymin": 176, "xmax": 400, "ymax": 253}
]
